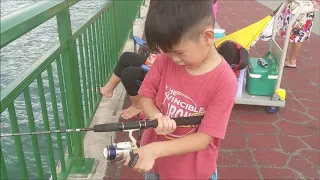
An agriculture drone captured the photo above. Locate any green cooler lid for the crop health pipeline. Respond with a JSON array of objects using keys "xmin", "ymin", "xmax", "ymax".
[{"xmin": 248, "ymin": 58, "xmax": 279, "ymax": 77}]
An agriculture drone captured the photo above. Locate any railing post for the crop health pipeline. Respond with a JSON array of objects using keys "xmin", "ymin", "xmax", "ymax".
[
  {"xmin": 112, "ymin": 0, "xmax": 120, "ymax": 57},
  {"xmin": 130, "ymin": 0, "xmax": 135, "ymax": 38},
  {"xmin": 1, "ymin": 145, "xmax": 8, "ymax": 180},
  {"xmin": 56, "ymin": 0, "xmax": 96, "ymax": 177},
  {"xmin": 138, "ymin": 1, "xmax": 141, "ymax": 19}
]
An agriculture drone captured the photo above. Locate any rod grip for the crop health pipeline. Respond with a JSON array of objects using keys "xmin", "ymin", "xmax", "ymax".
[
  {"xmin": 93, "ymin": 115, "xmax": 204, "ymax": 132},
  {"xmin": 93, "ymin": 123, "xmax": 119, "ymax": 132},
  {"xmin": 174, "ymin": 116, "xmax": 203, "ymax": 126}
]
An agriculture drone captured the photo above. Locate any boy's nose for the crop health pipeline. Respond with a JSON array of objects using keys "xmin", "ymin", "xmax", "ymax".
[
  {"xmin": 171, "ymin": 56, "xmax": 181, "ymax": 63},
  {"xmin": 168, "ymin": 54, "xmax": 185, "ymax": 65}
]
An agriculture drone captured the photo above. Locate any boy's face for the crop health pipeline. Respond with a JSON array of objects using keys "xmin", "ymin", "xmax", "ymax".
[{"xmin": 167, "ymin": 27, "xmax": 214, "ymax": 69}]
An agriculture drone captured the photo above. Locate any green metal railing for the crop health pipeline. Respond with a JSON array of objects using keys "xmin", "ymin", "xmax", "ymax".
[{"xmin": 0, "ymin": 0, "xmax": 144, "ymax": 179}]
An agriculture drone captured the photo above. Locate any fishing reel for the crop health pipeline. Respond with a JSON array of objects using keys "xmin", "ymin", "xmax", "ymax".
[
  {"xmin": 103, "ymin": 129, "xmax": 140, "ymax": 166},
  {"xmin": 100, "ymin": 117, "xmax": 203, "ymax": 167}
]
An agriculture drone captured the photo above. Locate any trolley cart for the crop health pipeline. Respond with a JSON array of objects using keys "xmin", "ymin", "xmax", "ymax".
[{"xmin": 235, "ymin": 0, "xmax": 316, "ymax": 114}]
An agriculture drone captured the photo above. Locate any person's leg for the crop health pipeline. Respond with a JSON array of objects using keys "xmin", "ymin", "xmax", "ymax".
[
  {"xmin": 120, "ymin": 95, "xmax": 142, "ymax": 119},
  {"xmin": 285, "ymin": 42, "xmax": 302, "ymax": 67},
  {"xmin": 285, "ymin": 12, "xmax": 314, "ymax": 68},
  {"xmin": 100, "ymin": 52, "xmax": 147, "ymax": 97},
  {"xmin": 120, "ymin": 67, "xmax": 147, "ymax": 119},
  {"xmin": 100, "ymin": 73, "xmax": 121, "ymax": 98}
]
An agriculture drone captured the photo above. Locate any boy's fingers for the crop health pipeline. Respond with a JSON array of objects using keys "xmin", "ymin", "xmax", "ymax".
[
  {"xmin": 165, "ymin": 116, "xmax": 175, "ymax": 133},
  {"xmin": 162, "ymin": 116, "xmax": 168, "ymax": 134},
  {"xmin": 134, "ymin": 161, "xmax": 147, "ymax": 173},
  {"xmin": 155, "ymin": 113, "xmax": 163, "ymax": 119},
  {"xmin": 137, "ymin": 168, "xmax": 144, "ymax": 173},
  {"xmin": 156, "ymin": 117, "xmax": 163, "ymax": 134},
  {"xmin": 170, "ymin": 119, "xmax": 176, "ymax": 133},
  {"xmin": 124, "ymin": 157, "xmax": 130, "ymax": 166},
  {"xmin": 133, "ymin": 167, "xmax": 138, "ymax": 172},
  {"xmin": 167, "ymin": 118, "xmax": 173, "ymax": 133},
  {"xmin": 172, "ymin": 119, "xmax": 177, "ymax": 131},
  {"xmin": 162, "ymin": 116, "xmax": 169, "ymax": 133}
]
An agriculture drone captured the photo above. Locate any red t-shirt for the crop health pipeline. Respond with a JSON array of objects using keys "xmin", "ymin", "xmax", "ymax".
[{"xmin": 138, "ymin": 53, "xmax": 237, "ymax": 179}]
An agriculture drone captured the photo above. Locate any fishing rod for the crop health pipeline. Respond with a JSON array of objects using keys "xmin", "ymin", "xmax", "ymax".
[
  {"xmin": 0, "ymin": 115, "xmax": 203, "ymax": 168},
  {"xmin": 0, "ymin": 115, "xmax": 203, "ymax": 138},
  {"xmin": 0, "ymin": 128, "xmax": 93, "ymax": 137}
]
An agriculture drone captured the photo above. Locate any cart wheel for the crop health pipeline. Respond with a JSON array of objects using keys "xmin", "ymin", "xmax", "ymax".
[{"xmin": 267, "ymin": 106, "xmax": 279, "ymax": 114}]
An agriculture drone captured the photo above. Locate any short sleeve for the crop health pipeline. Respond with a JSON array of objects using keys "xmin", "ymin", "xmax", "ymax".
[
  {"xmin": 138, "ymin": 53, "xmax": 167, "ymax": 99},
  {"xmin": 197, "ymin": 71, "xmax": 238, "ymax": 139}
]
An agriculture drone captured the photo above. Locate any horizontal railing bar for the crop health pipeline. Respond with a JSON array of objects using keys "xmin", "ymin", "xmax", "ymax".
[
  {"xmin": 0, "ymin": 0, "xmax": 80, "ymax": 49},
  {"xmin": 1, "ymin": 1, "xmax": 66, "ymax": 48},
  {"xmin": 66, "ymin": 0, "xmax": 79, "ymax": 7},
  {"xmin": 0, "ymin": 44, "xmax": 66, "ymax": 113},
  {"xmin": 72, "ymin": 1, "xmax": 112, "ymax": 41},
  {"xmin": 0, "ymin": 1, "xmax": 144, "ymax": 179}
]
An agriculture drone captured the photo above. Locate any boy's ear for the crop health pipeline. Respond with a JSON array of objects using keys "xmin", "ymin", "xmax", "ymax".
[{"xmin": 203, "ymin": 28, "xmax": 214, "ymax": 45}]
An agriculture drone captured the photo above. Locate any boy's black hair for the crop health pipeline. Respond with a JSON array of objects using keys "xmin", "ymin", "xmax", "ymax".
[{"xmin": 144, "ymin": 0, "xmax": 215, "ymax": 53}]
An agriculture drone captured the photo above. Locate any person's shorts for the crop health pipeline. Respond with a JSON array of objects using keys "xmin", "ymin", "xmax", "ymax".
[
  {"xmin": 144, "ymin": 169, "xmax": 218, "ymax": 180},
  {"xmin": 279, "ymin": 3, "xmax": 315, "ymax": 43}
]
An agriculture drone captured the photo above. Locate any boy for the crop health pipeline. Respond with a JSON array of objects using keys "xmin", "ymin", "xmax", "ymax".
[{"xmin": 124, "ymin": 1, "xmax": 237, "ymax": 179}]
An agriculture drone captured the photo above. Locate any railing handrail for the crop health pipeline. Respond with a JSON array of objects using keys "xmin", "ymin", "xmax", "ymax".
[
  {"xmin": 0, "ymin": 0, "xmax": 80, "ymax": 49},
  {"xmin": 72, "ymin": 2, "xmax": 112, "ymax": 40},
  {"xmin": 0, "ymin": 0, "xmax": 144, "ymax": 179},
  {"xmin": 0, "ymin": 1, "xmax": 113, "ymax": 113}
]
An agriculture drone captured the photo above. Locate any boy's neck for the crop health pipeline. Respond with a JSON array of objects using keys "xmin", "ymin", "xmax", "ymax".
[{"xmin": 185, "ymin": 45, "xmax": 221, "ymax": 76}]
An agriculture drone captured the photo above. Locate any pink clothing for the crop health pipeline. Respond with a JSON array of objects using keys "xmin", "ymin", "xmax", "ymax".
[
  {"xmin": 138, "ymin": 54, "xmax": 237, "ymax": 179},
  {"xmin": 213, "ymin": 1, "xmax": 218, "ymax": 19}
]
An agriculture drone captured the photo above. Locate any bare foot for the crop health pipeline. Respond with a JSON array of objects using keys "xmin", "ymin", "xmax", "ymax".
[
  {"xmin": 120, "ymin": 105, "xmax": 142, "ymax": 119},
  {"xmin": 100, "ymin": 85, "xmax": 114, "ymax": 98},
  {"xmin": 284, "ymin": 59, "xmax": 297, "ymax": 68}
]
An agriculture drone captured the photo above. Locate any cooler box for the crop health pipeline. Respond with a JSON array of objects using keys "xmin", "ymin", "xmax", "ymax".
[{"xmin": 246, "ymin": 52, "xmax": 279, "ymax": 96}]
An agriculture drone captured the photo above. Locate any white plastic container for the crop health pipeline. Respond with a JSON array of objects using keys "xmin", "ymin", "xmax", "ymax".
[{"xmin": 214, "ymin": 28, "xmax": 225, "ymax": 38}]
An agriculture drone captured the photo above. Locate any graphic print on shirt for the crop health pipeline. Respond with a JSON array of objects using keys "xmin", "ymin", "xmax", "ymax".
[{"xmin": 163, "ymin": 84, "xmax": 206, "ymax": 139}]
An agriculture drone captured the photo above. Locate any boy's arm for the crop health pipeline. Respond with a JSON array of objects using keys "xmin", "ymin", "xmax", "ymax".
[
  {"xmin": 151, "ymin": 132, "xmax": 213, "ymax": 158},
  {"xmin": 150, "ymin": 72, "xmax": 238, "ymax": 158},
  {"xmin": 140, "ymin": 97, "xmax": 162, "ymax": 120},
  {"xmin": 138, "ymin": 54, "xmax": 166, "ymax": 119}
]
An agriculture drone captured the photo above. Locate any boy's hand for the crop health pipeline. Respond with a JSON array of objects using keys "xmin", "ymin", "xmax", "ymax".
[
  {"xmin": 154, "ymin": 114, "xmax": 177, "ymax": 135},
  {"xmin": 124, "ymin": 143, "xmax": 159, "ymax": 173}
]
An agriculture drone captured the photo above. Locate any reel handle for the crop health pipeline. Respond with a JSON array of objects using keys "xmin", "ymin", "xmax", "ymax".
[
  {"xmin": 128, "ymin": 151, "xmax": 139, "ymax": 168},
  {"xmin": 102, "ymin": 116, "xmax": 203, "ymax": 168}
]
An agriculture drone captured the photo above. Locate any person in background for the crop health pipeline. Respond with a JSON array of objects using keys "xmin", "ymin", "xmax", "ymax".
[
  {"xmin": 281, "ymin": 0, "xmax": 319, "ymax": 68},
  {"xmin": 213, "ymin": 0, "xmax": 218, "ymax": 20},
  {"xmin": 100, "ymin": 1, "xmax": 157, "ymax": 120},
  {"xmin": 100, "ymin": 52, "xmax": 157, "ymax": 120}
]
